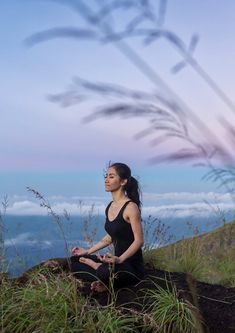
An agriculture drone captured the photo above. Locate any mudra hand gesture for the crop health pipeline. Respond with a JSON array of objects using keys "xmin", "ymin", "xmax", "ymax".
[
  {"xmin": 71, "ymin": 247, "xmax": 88, "ymax": 256},
  {"xmin": 97, "ymin": 252, "xmax": 121, "ymax": 264}
]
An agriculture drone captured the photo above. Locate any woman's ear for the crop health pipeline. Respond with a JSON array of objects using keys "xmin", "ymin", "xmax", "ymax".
[{"xmin": 121, "ymin": 179, "xmax": 128, "ymax": 186}]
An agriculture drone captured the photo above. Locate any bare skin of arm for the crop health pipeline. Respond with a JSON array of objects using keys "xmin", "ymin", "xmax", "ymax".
[{"xmin": 71, "ymin": 234, "xmax": 112, "ymax": 256}]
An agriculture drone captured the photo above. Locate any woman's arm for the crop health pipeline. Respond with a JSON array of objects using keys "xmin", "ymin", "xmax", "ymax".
[
  {"xmin": 87, "ymin": 234, "xmax": 112, "ymax": 254},
  {"xmin": 118, "ymin": 202, "xmax": 144, "ymax": 263},
  {"xmin": 72, "ymin": 234, "xmax": 112, "ymax": 256},
  {"xmin": 101, "ymin": 203, "xmax": 144, "ymax": 264}
]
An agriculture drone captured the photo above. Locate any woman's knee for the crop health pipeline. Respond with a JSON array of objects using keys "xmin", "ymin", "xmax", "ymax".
[{"xmin": 96, "ymin": 263, "xmax": 110, "ymax": 282}]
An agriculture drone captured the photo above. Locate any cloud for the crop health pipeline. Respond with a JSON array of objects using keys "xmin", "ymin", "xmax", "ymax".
[
  {"xmin": 8, "ymin": 200, "xmax": 46, "ymax": 215},
  {"xmin": 142, "ymin": 202, "xmax": 234, "ymax": 218},
  {"xmin": 51, "ymin": 202, "xmax": 106, "ymax": 216},
  {"xmin": 143, "ymin": 191, "xmax": 233, "ymax": 204},
  {"xmin": 3, "ymin": 191, "xmax": 234, "ymax": 220},
  {"xmin": 6, "ymin": 198, "xmax": 106, "ymax": 216},
  {"xmin": 5, "ymin": 232, "xmax": 52, "ymax": 248}
]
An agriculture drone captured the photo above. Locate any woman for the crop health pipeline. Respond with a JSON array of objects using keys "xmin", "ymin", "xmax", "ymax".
[{"xmin": 70, "ymin": 162, "xmax": 144, "ymax": 292}]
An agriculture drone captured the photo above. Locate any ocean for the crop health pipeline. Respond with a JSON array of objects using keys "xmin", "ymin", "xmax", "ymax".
[{"xmin": 1, "ymin": 212, "xmax": 232, "ymax": 277}]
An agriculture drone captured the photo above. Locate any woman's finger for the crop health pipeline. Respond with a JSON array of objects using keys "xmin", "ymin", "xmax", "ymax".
[
  {"xmin": 104, "ymin": 252, "xmax": 113, "ymax": 258},
  {"xmin": 96, "ymin": 253, "xmax": 103, "ymax": 261},
  {"xmin": 103, "ymin": 256, "xmax": 111, "ymax": 263}
]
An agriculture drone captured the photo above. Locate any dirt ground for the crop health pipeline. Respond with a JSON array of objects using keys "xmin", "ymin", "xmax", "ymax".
[
  {"xmin": 80, "ymin": 264, "xmax": 235, "ymax": 333},
  {"xmin": 14, "ymin": 259, "xmax": 235, "ymax": 333}
]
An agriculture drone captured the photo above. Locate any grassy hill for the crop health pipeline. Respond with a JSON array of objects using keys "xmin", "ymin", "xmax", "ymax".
[
  {"xmin": 144, "ymin": 219, "xmax": 235, "ymax": 287},
  {"xmin": 1, "ymin": 221, "xmax": 235, "ymax": 333}
]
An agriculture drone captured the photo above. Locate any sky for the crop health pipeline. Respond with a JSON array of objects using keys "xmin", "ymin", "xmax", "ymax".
[{"xmin": 1, "ymin": 0, "xmax": 235, "ymax": 215}]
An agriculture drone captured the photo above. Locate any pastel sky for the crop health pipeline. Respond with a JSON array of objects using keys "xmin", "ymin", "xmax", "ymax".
[{"xmin": 1, "ymin": 0, "xmax": 235, "ymax": 214}]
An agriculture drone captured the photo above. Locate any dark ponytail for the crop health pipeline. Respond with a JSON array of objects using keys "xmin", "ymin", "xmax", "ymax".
[
  {"xmin": 125, "ymin": 176, "xmax": 142, "ymax": 209},
  {"xmin": 110, "ymin": 162, "xmax": 142, "ymax": 209}
]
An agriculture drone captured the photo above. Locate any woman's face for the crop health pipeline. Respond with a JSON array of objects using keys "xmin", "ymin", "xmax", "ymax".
[{"xmin": 104, "ymin": 167, "xmax": 126, "ymax": 192}]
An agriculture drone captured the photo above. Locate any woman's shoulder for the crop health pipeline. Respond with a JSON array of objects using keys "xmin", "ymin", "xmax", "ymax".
[
  {"xmin": 124, "ymin": 201, "xmax": 141, "ymax": 215},
  {"xmin": 126, "ymin": 200, "xmax": 138, "ymax": 207}
]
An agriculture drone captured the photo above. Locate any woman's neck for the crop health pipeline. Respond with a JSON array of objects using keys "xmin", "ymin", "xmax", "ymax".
[{"xmin": 111, "ymin": 191, "xmax": 128, "ymax": 204}]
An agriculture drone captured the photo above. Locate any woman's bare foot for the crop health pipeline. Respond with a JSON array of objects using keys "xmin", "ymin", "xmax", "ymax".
[
  {"xmin": 91, "ymin": 281, "xmax": 108, "ymax": 293},
  {"xmin": 79, "ymin": 257, "xmax": 102, "ymax": 270}
]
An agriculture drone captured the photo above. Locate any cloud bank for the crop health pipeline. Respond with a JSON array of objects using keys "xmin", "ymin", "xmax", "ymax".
[
  {"xmin": 3, "ymin": 192, "xmax": 234, "ymax": 219},
  {"xmin": 4, "ymin": 232, "xmax": 52, "ymax": 248}
]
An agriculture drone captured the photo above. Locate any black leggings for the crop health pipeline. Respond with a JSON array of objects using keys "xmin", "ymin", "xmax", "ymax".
[{"xmin": 70, "ymin": 255, "xmax": 143, "ymax": 288}]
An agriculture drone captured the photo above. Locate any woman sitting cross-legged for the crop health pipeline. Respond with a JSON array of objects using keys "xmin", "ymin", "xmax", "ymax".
[{"xmin": 70, "ymin": 162, "xmax": 145, "ymax": 292}]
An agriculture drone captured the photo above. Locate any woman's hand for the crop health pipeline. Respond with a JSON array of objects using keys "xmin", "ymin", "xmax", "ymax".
[
  {"xmin": 71, "ymin": 247, "xmax": 88, "ymax": 256},
  {"xmin": 98, "ymin": 252, "xmax": 122, "ymax": 264}
]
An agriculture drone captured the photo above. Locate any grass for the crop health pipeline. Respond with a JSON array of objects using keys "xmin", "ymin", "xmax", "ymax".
[
  {"xmin": 0, "ymin": 267, "xmax": 140, "ymax": 333},
  {"xmin": 145, "ymin": 279, "xmax": 198, "ymax": 333},
  {"xmin": 145, "ymin": 219, "xmax": 235, "ymax": 287},
  {"xmin": 212, "ymin": 255, "xmax": 235, "ymax": 287},
  {"xmin": 93, "ymin": 307, "xmax": 138, "ymax": 333},
  {"xmin": 0, "ymin": 264, "xmax": 200, "ymax": 333},
  {"xmin": 2, "ymin": 189, "xmax": 235, "ymax": 332},
  {"xmin": 1, "ymin": 269, "xmax": 198, "ymax": 333},
  {"xmin": 1, "ymin": 219, "xmax": 235, "ymax": 332},
  {"xmin": 1, "ymin": 271, "xmax": 84, "ymax": 333}
]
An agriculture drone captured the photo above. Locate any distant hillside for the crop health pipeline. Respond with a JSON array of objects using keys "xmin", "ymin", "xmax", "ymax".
[
  {"xmin": 172, "ymin": 218, "xmax": 234, "ymax": 251},
  {"xmin": 144, "ymin": 219, "xmax": 235, "ymax": 287}
]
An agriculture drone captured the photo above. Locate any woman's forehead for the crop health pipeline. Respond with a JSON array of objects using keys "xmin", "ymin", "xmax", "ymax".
[{"xmin": 107, "ymin": 167, "xmax": 118, "ymax": 175}]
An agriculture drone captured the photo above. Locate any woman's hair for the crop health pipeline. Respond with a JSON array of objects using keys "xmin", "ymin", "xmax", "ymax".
[{"xmin": 110, "ymin": 162, "xmax": 142, "ymax": 209}]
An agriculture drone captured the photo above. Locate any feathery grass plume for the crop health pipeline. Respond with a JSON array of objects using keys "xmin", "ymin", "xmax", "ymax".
[
  {"xmin": 26, "ymin": 187, "xmax": 71, "ymax": 268},
  {"xmin": 142, "ymin": 214, "xmax": 174, "ymax": 252},
  {"xmin": 27, "ymin": 0, "xmax": 235, "ymax": 117},
  {"xmin": 78, "ymin": 200, "xmax": 98, "ymax": 248},
  {"xmin": 23, "ymin": 1, "xmax": 235, "ymax": 206},
  {"xmin": 0, "ymin": 195, "xmax": 9, "ymax": 274},
  {"xmin": 142, "ymin": 214, "xmax": 175, "ymax": 269},
  {"xmin": 202, "ymin": 167, "xmax": 235, "ymax": 204}
]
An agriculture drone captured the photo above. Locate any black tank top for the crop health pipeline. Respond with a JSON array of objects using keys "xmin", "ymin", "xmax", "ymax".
[{"xmin": 104, "ymin": 200, "xmax": 143, "ymax": 265}]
